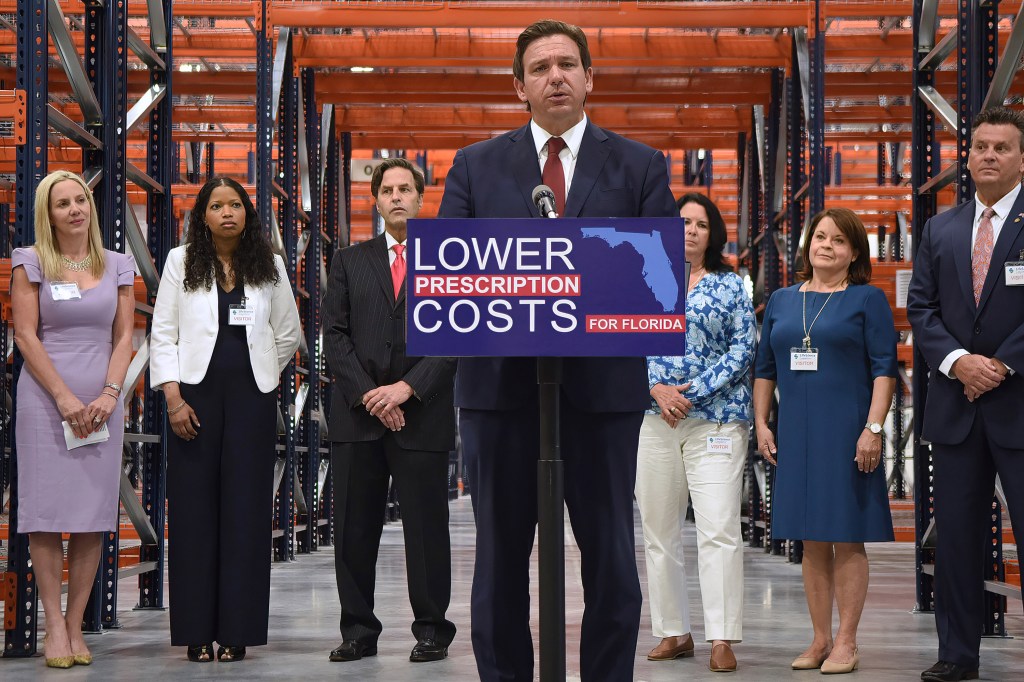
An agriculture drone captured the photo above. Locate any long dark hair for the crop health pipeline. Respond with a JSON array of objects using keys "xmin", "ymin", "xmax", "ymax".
[
  {"xmin": 677, "ymin": 192, "xmax": 732, "ymax": 273},
  {"xmin": 183, "ymin": 176, "xmax": 279, "ymax": 292}
]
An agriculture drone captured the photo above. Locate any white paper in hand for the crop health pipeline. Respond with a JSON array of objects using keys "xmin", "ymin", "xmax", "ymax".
[{"xmin": 62, "ymin": 421, "xmax": 110, "ymax": 450}]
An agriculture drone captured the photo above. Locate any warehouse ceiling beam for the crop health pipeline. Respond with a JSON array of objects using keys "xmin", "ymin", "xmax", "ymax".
[
  {"xmin": 266, "ymin": 1, "xmax": 1021, "ymax": 29},
  {"xmin": 0, "ymin": 29, "xmax": 922, "ymax": 66},
  {"xmin": 4, "ymin": 1, "xmax": 1019, "ymax": 21},
  {"xmin": 24, "ymin": 66, "xmax": 1024, "ymax": 103}
]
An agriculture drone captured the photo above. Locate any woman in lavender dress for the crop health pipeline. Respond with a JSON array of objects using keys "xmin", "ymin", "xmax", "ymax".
[{"xmin": 11, "ymin": 170, "xmax": 137, "ymax": 668}]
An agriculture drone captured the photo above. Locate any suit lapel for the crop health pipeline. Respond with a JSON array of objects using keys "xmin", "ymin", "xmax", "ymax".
[
  {"xmin": 511, "ymin": 124, "xmax": 543, "ymax": 217},
  {"xmin": 369, "ymin": 234, "xmax": 398, "ymax": 306},
  {"xmin": 205, "ymin": 283, "xmax": 218, "ymax": 323},
  {"xmin": 243, "ymin": 282, "xmax": 256, "ymax": 338},
  {"xmin": 978, "ymin": 196, "xmax": 1024, "ymax": 313},
  {"xmin": 565, "ymin": 122, "xmax": 610, "ymax": 218},
  {"xmin": 952, "ymin": 200, "xmax": 976, "ymax": 311}
]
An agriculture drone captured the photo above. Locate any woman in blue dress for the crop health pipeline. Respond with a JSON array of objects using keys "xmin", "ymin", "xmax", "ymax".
[{"xmin": 753, "ymin": 207, "xmax": 897, "ymax": 675}]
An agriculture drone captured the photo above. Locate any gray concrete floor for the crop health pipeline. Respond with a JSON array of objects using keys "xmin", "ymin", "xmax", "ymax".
[{"xmin": 2, "ymin": 496, "xmax": 1022, "ymax": 680}]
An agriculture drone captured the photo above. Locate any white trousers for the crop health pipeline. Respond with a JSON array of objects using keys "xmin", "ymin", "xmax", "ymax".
[{"xmin": 635, "ymin": 415, "xmax": 747, "ymax": 642}]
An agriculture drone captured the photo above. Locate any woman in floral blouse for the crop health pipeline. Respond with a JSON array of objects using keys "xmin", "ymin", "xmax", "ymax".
[{"xmin": 635, "ymin": 192, "xmax": 756, "ymax": 673}]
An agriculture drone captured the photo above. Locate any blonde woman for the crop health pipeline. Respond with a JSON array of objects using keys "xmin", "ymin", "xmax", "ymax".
[{"xmin": 11, "ymin": 170, "xmax": 137, "ymax": 668}]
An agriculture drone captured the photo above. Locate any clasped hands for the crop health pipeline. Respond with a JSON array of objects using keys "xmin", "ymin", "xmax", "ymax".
[
  {"xmin": 59, "ymin": 391, "xmax": 117, "ymax": 440},
  {"xmin": 953, "ymin": 354, "xmax": 1008, "ymax": 402},
  {"xmin": 362, "ymin": 381, "xmax": 414, "ymax": 431},
  {"xmin": 650, "ymin": 382, "xmax": 692, "ymax": 428}
]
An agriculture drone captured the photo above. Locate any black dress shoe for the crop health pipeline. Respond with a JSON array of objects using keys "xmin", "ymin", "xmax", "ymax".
[
  {"xmin": 329, "ymin": 640, "xmax": 377, "ymax": 662},
  {"xmin": 921, "ymin": 661, "xmax": 980, "ymax": 681},
  {"xmin": 217, "ymin": 645, "xmax": 246, "ymax": 662},
  {"xmin": 409, "ymin": 638, "xmax": 448, "ymax": 662},
  {"xmin": 186, "ymin": 643, "xmax": 214, "ymax": 663}
]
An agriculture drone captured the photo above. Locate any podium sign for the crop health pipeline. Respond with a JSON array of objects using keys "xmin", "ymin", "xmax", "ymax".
[{"xmin": 406, "ymin": 217, "xmax": 687, "ymax": 356}]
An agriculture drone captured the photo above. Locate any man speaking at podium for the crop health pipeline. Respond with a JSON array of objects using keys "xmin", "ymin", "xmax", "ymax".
[{"xmin": 438, "ymin": 19, "xmax": 677, "ymax": 682}]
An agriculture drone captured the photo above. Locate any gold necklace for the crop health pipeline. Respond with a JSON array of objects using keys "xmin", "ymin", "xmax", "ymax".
[
  {"xmin": 61, "ymin": 253, "xmax": 92, "ymax": 272},
  {"xmin": 801, "ymin": 279, "xmax": 847, "ymax": 349}
]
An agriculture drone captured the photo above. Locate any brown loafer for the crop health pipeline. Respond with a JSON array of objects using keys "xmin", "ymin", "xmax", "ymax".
[
  {"xmin": 647, "ymin": 634, "xmax": 694, "ymax": 661},
  {"xmin": 709, "ymin": 642, "xmax": 737, "ymax": 672}
]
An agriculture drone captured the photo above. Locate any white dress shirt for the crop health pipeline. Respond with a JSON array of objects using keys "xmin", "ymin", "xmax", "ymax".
[
  {"xmin": 385, "ymin": 231, "xmax": 407, "ymax": 266},
  {"xmin": 530, "ymin": 115, "xmax": 588, "ymax": 206}
]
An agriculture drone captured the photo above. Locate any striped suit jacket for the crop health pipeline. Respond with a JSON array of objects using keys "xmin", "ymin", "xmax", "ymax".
[{"xmin": 322, "ymin": 233, "xmax": 456, "ymax": 450}]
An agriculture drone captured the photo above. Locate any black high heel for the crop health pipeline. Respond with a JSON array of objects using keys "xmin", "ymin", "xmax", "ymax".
[
  {"xmin": 217, "ymin": 645, "xmax": 246, "ymax": 662},
  {"xmin": 187, "ymin": 643, "xmax": 214, "ymax": 663}
]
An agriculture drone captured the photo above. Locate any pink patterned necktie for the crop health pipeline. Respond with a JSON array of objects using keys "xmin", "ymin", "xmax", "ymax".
[
  {"xmin": 391, "ymin": 243, "xmax": 406, "ymax": 298},
  {"xmin": 972, "ymin": 207, "xmax": 995, "ymax": 305}
]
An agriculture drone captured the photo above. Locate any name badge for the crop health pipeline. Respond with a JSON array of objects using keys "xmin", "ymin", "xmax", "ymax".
[
  {"xmin": 50, "ymin": 281, "xmax": 81, "ymax": 301},
  {"xmin": 229, "ymin": 300, "xmax": 255, "ymax": 326},
  {"xmin": 1006, "ymin": 262, "xmax": 1024, "ymax": 286},
  {"xmin": 790, "ymin": 347, "xmax": 819, "ymax": 371},
  {"xmin": 706, "ymin": 436, "xmax": 733, "ymax": 455}
]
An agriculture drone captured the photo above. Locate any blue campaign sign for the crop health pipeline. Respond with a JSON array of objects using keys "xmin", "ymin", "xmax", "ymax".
[{"xmin": 405, "ymin": 217, "xmax": 687, "ymax": 357}]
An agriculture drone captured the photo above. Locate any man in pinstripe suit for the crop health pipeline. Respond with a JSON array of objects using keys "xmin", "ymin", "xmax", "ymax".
[{"xmin": 322, "ymin": 158, "xmax": 457, "ymax": 664}]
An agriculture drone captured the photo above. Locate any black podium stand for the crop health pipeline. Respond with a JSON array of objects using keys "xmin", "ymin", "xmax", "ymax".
[{"xmin": 537, "ymin": 356, "xmax": 565, "ymax": 681}]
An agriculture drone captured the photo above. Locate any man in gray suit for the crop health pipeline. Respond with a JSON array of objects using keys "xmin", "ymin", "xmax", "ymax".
[{"xmin": 322, "ymin": 158, "xmax": 456, "ymax": 664}]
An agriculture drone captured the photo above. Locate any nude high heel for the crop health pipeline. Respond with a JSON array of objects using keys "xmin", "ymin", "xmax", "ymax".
[{"xmin": 820, "ymin": 648, "xmax": 859, "ymax": 674}]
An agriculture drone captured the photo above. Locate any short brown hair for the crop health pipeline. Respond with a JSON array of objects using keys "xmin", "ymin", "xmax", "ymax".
[
  {"xmin": 797, "ymin": 207, "xmax": 872, "ymax": 285},
  {"xmin": 972, "ymin": 107, "xmax": 1024, "ymax": 151},
  {"xmin": 370, "ymin": 157, "xmax": 424, "ymax": 198},
  {"xmin": 512, "ymin": 19, "xmax": 591, "ymax": 82}
]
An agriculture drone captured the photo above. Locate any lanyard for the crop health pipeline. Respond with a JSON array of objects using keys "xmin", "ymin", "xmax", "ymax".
[{"xmin": 801, "ymin": 283, "xmax": 844, "ymax": 350}]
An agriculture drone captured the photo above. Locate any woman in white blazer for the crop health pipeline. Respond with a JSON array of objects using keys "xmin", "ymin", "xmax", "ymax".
[{"xmin": 150, "ymin": 176, "xmax": 300, "ymax": 664}]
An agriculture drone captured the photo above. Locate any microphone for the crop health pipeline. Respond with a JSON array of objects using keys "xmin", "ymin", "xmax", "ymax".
[{"xmin": 532, "ymin": 184, "xmax": 558, "ymax": 219}]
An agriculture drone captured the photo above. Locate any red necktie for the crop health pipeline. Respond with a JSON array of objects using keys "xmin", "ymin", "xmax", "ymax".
[
  {"xmin": 972, "ymin": 207, "xmax": 995, "ymax": 305},
  {"xmin": 391, "ymin": 243, "xmax": 406, "ymax": 299},
  {"xmin": 542, "ymin": 136, "xmax": 566, "ymax": 216}
]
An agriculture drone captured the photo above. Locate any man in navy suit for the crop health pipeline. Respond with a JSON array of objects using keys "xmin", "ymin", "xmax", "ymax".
[
  {"xmin": 908, "ymin": 106, "xmax": 1024, "ymax": 682},
  {"xmin": 438, "ymin": 20, "xmax": 676, "ymax": 682},
  {"xmin": 323, "ymin": 158, "xmax": 457, "ymax": 665}
]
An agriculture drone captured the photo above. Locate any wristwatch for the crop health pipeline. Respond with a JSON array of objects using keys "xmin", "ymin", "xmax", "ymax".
[{"xmin": 864, "ymin": 421, "xmax": 883, "ymax": 435}]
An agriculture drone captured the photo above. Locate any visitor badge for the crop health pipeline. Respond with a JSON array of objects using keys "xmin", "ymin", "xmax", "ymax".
[
  {"xmin": 50, "ymin": 281, "xmax": 81, "ymax": 300},
  {"xmin": 706, "ymin": 436, "xmax": 733, "ymax": 455},
  {"xmin": 790, "ymin": 347, "xmax": 819, "ymax": 371},
  {"xmin": 229, "ymin": 298, "xmax": 255, "ymax": 325},
  {"xmin": 1005, "ymin": 262, "xmax": 1024, "ymax": 286}
]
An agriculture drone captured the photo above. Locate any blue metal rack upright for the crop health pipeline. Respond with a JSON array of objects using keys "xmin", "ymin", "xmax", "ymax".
[
  {"xmin": 82, "ymin": 0, "xmax": 129, "ymax": 632},
  {"xmin": 137, "ymin": 0, "xmax": 174, "ymax": 615},
  {"xmin": 4, "ymin": 0, "xmax": 49, "ymax": 657}
]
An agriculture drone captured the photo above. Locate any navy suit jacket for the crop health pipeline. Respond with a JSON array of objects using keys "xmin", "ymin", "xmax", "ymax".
[
  {"xmin": 907, "ymin": 193, "xmax": 1024, "ymax": 448},
  {"xmin": 437, "ymin": 119, "xmax": 678, "ymax": 412},
  {"xmin": 322, "ymin": 234, "xmax": 456, "ymax": 451}
]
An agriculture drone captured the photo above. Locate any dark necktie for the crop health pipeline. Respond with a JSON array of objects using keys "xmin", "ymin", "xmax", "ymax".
[{"xmin": 542, "ymin": 136, "xmax": 566, "ymax": 216}]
